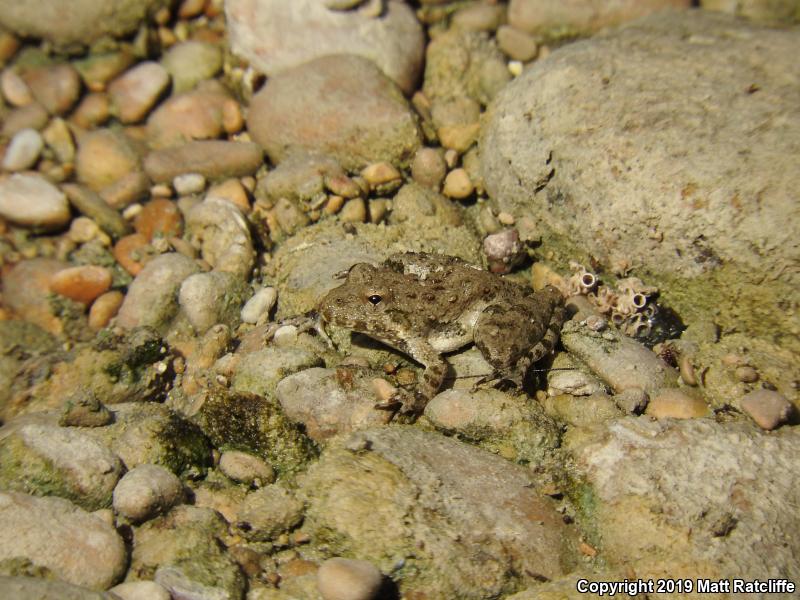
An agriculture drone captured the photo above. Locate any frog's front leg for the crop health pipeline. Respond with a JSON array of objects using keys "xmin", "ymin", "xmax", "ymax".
[{"xmin": 375, "ymin": 338, "xmax": 447, "ymax": 415}]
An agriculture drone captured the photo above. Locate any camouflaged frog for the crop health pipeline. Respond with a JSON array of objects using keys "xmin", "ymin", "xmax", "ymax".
[{"xmin": 318, "ymin": 252, "xmax": 565, "ymax": 414}]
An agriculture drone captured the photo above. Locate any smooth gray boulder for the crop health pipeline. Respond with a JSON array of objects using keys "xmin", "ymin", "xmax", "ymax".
[{"xmin": 481, "ymin": 10, "xmax": 800, "ymax": 354}]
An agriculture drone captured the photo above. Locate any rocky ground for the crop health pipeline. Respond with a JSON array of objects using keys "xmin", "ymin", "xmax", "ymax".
[{"xmin": 0, "ymin": 1, "xmax": 798, "ymax": 599}]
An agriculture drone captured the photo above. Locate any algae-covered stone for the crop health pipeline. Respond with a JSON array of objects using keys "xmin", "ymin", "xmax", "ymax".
[
  {"xmin": 424, "ymin": 388, "xmax": 561, "ymax": 466},
  {"xmin": 178, "ymin": 271, "xmax": 250, "ymax": 335},
  {"xmin": 128, "ymin": 505, "xmax": 244, "ymax": 599},
  {"xmin": 299, "ymin": 426, "xmax": 578, "ymax": 598},
  {"xmin": 235, "ymin": 485, "xmax": 305, "ymax": 541},
  {"xmin": 481, "ymin": 10, "xmax": 800, "ymax": 355},
  {"xmin": 87, "ymin": 403, "xmax": 212, "ymax": 477},
  {"xmin": 569, "ymin": 418, "xmax": 800, "ymax": 586},
  {"xmin": 0, "ymin": 419, "xmax": 122, "ymax": 511},
  {"xmin": 0, "ymin": 576, "xmax": 118, "ymax": 600},
  {"xmin": 194, "ymin": 387, "xmax": 317, "ymax": 476},
  {"xmin": 232, "ymin": 347, "xmax": 322, "ymax": 399}
]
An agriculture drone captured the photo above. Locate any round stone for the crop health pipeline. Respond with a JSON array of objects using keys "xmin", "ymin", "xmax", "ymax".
[
  {"xmin": 1, "ymin": 127, "xmax": 44, "ymax": 171},
  {"xmin": 316, "ymin": 557, "xmax": 383, "ymax": 600},
  {"xmin": 0, "ymin": 173, "xmax": 70, "ymax": 230}
]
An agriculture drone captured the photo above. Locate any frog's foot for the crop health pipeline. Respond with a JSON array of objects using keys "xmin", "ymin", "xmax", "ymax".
[
  {"xmin": 264, "ymin": 311, "xmax": 333, "ymax": 348},
  {"xmin": 374, "ymin": 388, "xmax": 428, "ymax": 416}
]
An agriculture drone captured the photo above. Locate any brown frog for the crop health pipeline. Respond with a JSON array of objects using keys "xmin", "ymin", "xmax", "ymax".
[{"xmin": 318, "ymin": 252, "xmax": 565, "ymax": 414}]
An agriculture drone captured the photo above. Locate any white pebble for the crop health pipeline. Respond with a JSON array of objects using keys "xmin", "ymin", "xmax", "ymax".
[
  {"xmin": 2, "ymin": 128, "xmax": 44, "ymax": 171},
  {"xmin": 273, "ymin": 324, "xmax": 299, "ymax": 346},
  {"xmin": 112, "ymin": 464, "xmax": 184, "ymax": 523},
  {"xmin": 219, "ymin": 450, "xmax": 275, "ymax": 486},
  {"xmin": 1, "ymin": 68, "xmax": 33, "ymax": 107},
  {"xmin": 317, "ymin": 557, "xmax": 383, "ymax": 600},
  {"xmin": 241, "ymin": 286, "xmax": 277, "ymax": 324},
  {"xmin": 0, "ymin": 173, "xmax": 70, "ymax": 230},
  {"xmin": 110, "ymin": 580, "xmax": 172, "ymax": 600},
  {"xmin": 173, "ymin": 172, "xmax": 207, "ymax": 195}
]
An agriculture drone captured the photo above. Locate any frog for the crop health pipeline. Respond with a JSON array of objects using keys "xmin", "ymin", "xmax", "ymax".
[{"xmin": 318, "ymin": 252, "xmax": 565, "ymax": 414}]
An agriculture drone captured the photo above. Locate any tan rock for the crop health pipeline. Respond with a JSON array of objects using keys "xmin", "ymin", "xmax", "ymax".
[{"xmin": 645, "ymin": 388, "xmax": 709, "ymax": 419}]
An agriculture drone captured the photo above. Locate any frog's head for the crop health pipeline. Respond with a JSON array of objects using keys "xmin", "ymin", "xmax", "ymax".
[{"xmin": 318, "ymin": 262, "xmax": 396, "ymax": 331}]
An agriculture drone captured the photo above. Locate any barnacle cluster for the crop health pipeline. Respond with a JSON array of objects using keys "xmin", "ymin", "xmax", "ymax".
[{"xmin": 550, "ymin": 262, "xmax": 660, "ymax": 340}]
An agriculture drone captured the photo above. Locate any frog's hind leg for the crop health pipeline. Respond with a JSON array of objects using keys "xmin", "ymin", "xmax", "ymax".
[
  {"xmin": 473, "ymin": 303, "xmax": 530, "ymax": 388},
  {"xmin": 373, "ymin": 337, "xmax": 447, "ymax": 415}
]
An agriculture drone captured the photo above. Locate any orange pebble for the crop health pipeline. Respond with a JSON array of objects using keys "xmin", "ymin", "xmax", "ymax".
[
  {"xmin": 50, "ymin": 265, "xmax": 112, "ymax": 305},
  {"xmin": 113, "ymin": 233, "xmax": 150, "ymax": 276},
  {"xmin": 88, "ymin": 290, "xmax": 125, "ymax": 330},
  {"xmin": 134, "ymin": 197, "xmax": 184, "ymax": 241}
]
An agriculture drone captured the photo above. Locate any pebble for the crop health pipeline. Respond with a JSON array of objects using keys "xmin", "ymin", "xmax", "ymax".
[
  {"xmin": 71, "ymin": 92, "xmax": 111, "ymax": 129},
  {"xmin": 219, "ymin": 450, "xmax": 275, "ymax": 486},
  {"xmin": 112, "ymin": 464, "xmax": 185, "ymax": 523},
  {"xmin": 75, "ymin": 128, "xmax": 142, "ymax": 192},
  {"xmin": 614, "ymin": 388, "xmax": 649, "ymax": 414},
  {"xmin": 185, "ymin": 198, "xmax": 254, "ymax": 278},
  {"xmin": 143, "ymin": 140, "xmax": 264, "ymax": 183},
  {"xmin": 178, "ymin": 270, "xmax": 248, "ymax": 333},
  {"xmin": 62, "ymin": 183, "xmax": 132, "ymax": 239},
  {"xmin": 110, "ymin": 580, "xmax": 172, "ymax": 600},
  {"xmin": 240, "ymin": 287, "xmax": 277, "ymax": 324},
  {"xmin": 1, "ymin": 127, "xmax": 43, "ymax": 171},
  {"xmin": 316, "ymin": 557, "xmax": 384, "ymax": 600},
  {"xmin": 2, "ymin": 103, "xmax": 49, "ymax": 138},
  {"xmin": 1, "ymin": 258, "xmax": 70, "ymax": 334},
  {"xmin": 735, "ymin": 365, "xmax": 759, "ymax": 383},
  {"xmin": 442, "ymin": 168, "xmax": 474, "ymax": 199},
  {"xmin": 235, "ymin": 485, "xmax": 305, "ymax": 541},
  {"xmin": 452, "ymin": 2, "xmax": 506, "ymax": 32},
  {"xmin": 0, "ymin": 172, "xmax": 71, "ymax": 230},
  {"xmin": 59, "ymin": 390, "xmax": 113, "ymax": 427},
  {"xmin": 1, "ymin": 67, "xmax": 33, "ymax": 106},
  {"xmin": 42, "ymin": 117, "xmax": 75, "ymax": 164},
  {"xmin": 207, "ymin": 178, "xmax": 250, "ymax": 213},
  {"xmin": 411, "ymin": 147, "xmax": 447, "ymax": 190},
  {"xmin": 740, "ymin": 389, "xmax": 793, "ymax": 430},
  {"xmin": 113, "ymin": 232, "xmax": 151, "ymax": 275},
  {"xmin": 89, "ymin": 290, "xmax": 125, "ymax": 330},
  {"xmin": 73, "ymin": 50, "xmax": 135, "ymax": 92},
  {"xmin": 0, "ymin": 491, "xmax": 127, "ymax": 590},
  {"xmin": 645, "ymin": 388, "xmax": 709, "ymax": 419},
  {"xmin": 161, "ymin": 40, "xmax": 223, "ymax": 94},
  {"xmin": 50, "ymin": 265, "xmax": 113, "ymax": 305},
  {"xmin": 483, "ymin": 228, "xmax": 524, "ymax": 274},
  {"xmin": 108, "ymin": 61, "xmax": 170, "ymax": 124},
  {"xmin": 100, "ymin": 170, "xmax": 150, "ymax": 209},
  {"xmin": 146, "ymin": 84, "xmax": 236, "ymax": 149},
  {"xmin": 115, "ymin": 252, "xmax": 200, "ymax": 330},
  {"xmin": 22, "ymin": 64, "xmax": 81, "ymax": 115},
  {"xmin": 324, "ymin": 173, "xmax": 362, "ymax": 199},
  {"xmin": 497, "ymin": 25, "xmax": 539, "ymax": 62},
  {"xmin": 339, "ymin": 197, "xmax": 367, "ymax": 223},
  {"xmin": 173, "ymin": 173, "xmax": 206, "ymax": 195}
]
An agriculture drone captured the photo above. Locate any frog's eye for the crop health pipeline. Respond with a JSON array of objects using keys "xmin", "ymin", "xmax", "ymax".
[{"xmin": 367, "ymin": 294, "xmax": 383, "ymax": 305}]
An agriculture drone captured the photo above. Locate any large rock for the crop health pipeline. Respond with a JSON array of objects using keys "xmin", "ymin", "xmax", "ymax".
[
  {"xmin": 226, "ymin": 0, "xmax": 424, "ymax": 94},
  {"xmin": 299, "ymin": 426, "xmax": 579, "ymax": 598},
  {"xmin": 700, "ymin": 0, "xmax": 800, "ymax": 23},
  {"xmin": 508, "ymin": 0, "xmax": 691, "ymax": 40},
  {"xmin": 0, "ymin": 491, "xmax": 127, "ymax": 590},
  {"xmin": 0, "ymin": 0, "xmax": 169, "ymax": 50},
  {"xmin": 570, "ymin": 418, "xmax": 800, "ymax": 589},
  {"xmin": 247, "ymin": 54, "xmax": 421, "ymax": 171},
  {"xmin": 481, "ymin": 11, "xmax": 800, "ymax": 354}
]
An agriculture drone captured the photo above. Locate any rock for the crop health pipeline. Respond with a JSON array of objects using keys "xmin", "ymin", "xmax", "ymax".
[
  {"xmin": 219, "ymin": 450, "xmax": 275, "ymax": 486},
  {"xmin": 226, "ymin": 0, "xmax": 424, "ymax": 94},
  {"xmin": 88, "ymin": 290, "xmax": 125, "ymax": 330},
  {"xmin": 235, "ymin": 485, "xmax": 305, "ymax": 541},
  {"xmin": 442, "ymin": 167, "xmax": 474, "ymax": 199},
  {"xmin": 1, "ymin": 127, "xmax": 43, "ymax": 171},
  {"xmin": 0, "ymin": 68, "xmax": 33, "ymax": 107},
  {"xmin": 160, "ymin": 40, "xmax": 222, "ymax": 94},
  {"xmin": 63, "ymin": 184, "xmax": 131, "ymax": 240},
  {"xmin": 497, "ymin": 25, "xmax": 538, "ymax": 62},
  {"xmin": 194, "ymin": 388, "xmax": 317, "ymax": 477},
  {"xmin": 1, "ymin": 258, "xmax": 71, "ymax": 335},
  {"xmin": 571, "ymin": 418, "xmax": 800, "ymax": 585},
  {"xmin": 2, "ymin": 103, "xmax": 48, "ymax": 138},
  {"xmin": 0, "ymin": 173, "xmax": 70, "ymax": 230},
  {"xmin": 146, "ymin": 84, "xmax": 236, "ymax": 149},
  {"xmin": 50, "ymin": 265, "xmax": 113, "ymax": 305},
  {"xmin": 240, "ymin": 287, "xmax": 277, "ymax": 325},
  {"xmin": 541, "ymin": 392, "xmax": 623, "ymax": 428},
  {"xmin": 645, "ymin": 388, "xmax": 709, "ymax": 419},
  {"xmin": 144, "ymin": 140, "xmax": 263, "ymax": 183},
  {"xmin": 21, "ymin": 64, "xmax": 81, "ymax": 115},
  {"xmin": 115, "ymin": 253, "xmax": 201, "ymax": 331},
  {"xmin": 259, "ymin": 152, "xmax": 345, "ymax": 204},
  {"xmin": 112, "ymin": 233, "xmax": 151, "ymax": 277},
  {"xmin": 508, "ymin": 0, "xmax": 691, "ymax": 40},
  {"xmin": 275, "ymin": 367, "xmax": 394, "ymax": 442},
  {"xmin": 129, "ymin": 505, "xmax": 245, "ymax": 600},
  {"xmin": 232, "ymin": 347, "xmax": 323, "ymax": 399},
  {"xmin": 0, "ymin": 419, "xmax": 123, "ymax": 510},
  {"xmin": 424, "ymin": 388, "xmax": 561, "ymax": 464},
  {"xmin": 108, "ymin": 61, "xmax": 170, "ymax": 124},
  {"xmin": 316, "ymin": 557, "xmax": 383, "ymax": 600},
  {"xmin": 301, "ymin": 427, "xmax": 578, "ymax": 597},
  {"xmin": 247, "ymin": 54, "xmax": 421, "ymax": 171},
  {"xmin": 452, "ymin": 2, "xmax": 507, "ymax": 32},
  {"xmin": 59, "ymin": 390, "xmax": 113, "ymax": 427},
  {"xmin": 88, "ymin": 403, "xmax": 212, "ymax": 476},
  {"xmin": 75, "ymin": 128, "xmax": 142, "ymax": 193},
  {"xmin": 178, "ymin": 271, "xmax": 249, "ymax": 334},
  {"xmin": 42, "ymin": 117, "xmax": 76, "ymax": 164},
  {"xmin": 113, "ymin": 464, "xmax": 184, "ymax": 523},
  {"xmin": 110, "ymin": 580, "xmax": 171, "ymax": 600},
  {"xmin": 0, "ymin": 491, "xmax": 127, "ymax": 589},
  {"xmin": 73, "ymin": 50, "xmax": 135, "ymax": 92},
  {"xmin": 0, "ymin": 0, "xmax": 170, "ymax": 49},
  {"xmin": 481, "ymin": 11, "xmax": 800, "ymax": 356},
  {"xmin": 184, "ymin": 197, "xmax": 254, "ymax": 278},
  {"xmin": 740, "ymin": 389, "xmax": 793, "ymax": 430},
  {"xmin": 559, "ymin": 320, "xmax": 679, "ymax": 394},
  {"xmin": 411, "ymin": 147, "xmax": 447, "ymax": 190},
  {"xmin": 0, "ymin": 577, "xmax": 117, "ymax": 600},
  {"xmin": 702, "ymin": 0, "xmax": 799, "ymax": 24},
  {"xmin": 72, "ymin": 92, "xmax": 111, "ymax": 129},
  {"xmin": 133, "ymin": 197, "xmax": 184, "ymax": 241},
  {"xmin": 423, "ymin": 28, "xmax": 510, "ymax": 106},
  {"xmin": 173, "ymin": 173, "xmax": 206, "ymax": 196}
]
